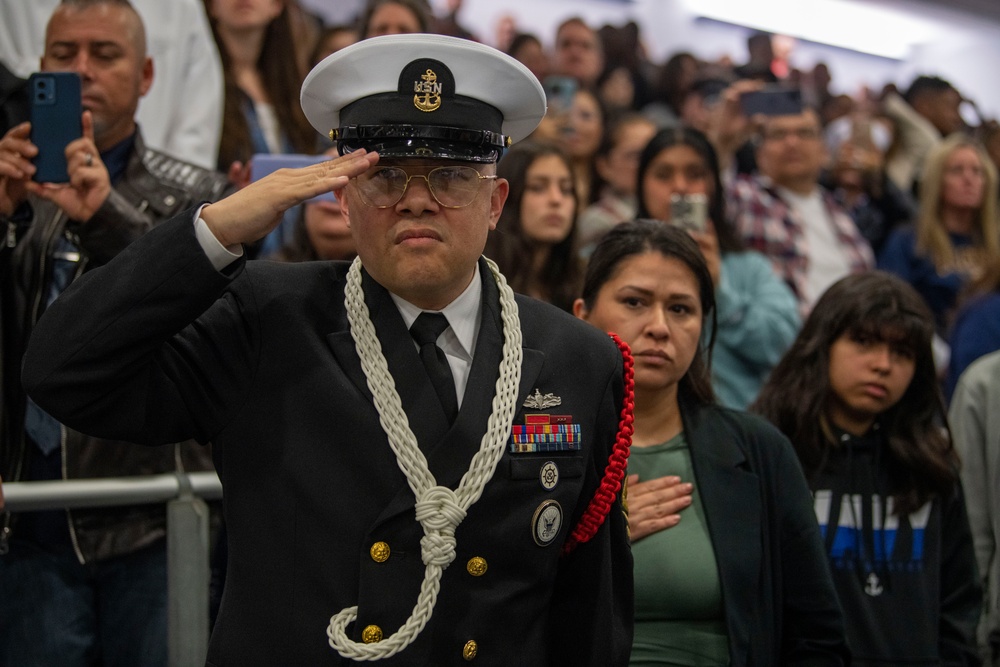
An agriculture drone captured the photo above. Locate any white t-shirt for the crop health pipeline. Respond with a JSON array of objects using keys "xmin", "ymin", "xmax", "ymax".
[{"xmin": 778, "ymin": 186, "xmax": 853, "ymax": 308}]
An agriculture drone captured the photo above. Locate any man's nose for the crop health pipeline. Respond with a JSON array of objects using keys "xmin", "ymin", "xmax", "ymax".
[
  {"xmin": 70, "ymin": 52, "xmax": 94, "ymax": 79},
  {"xmin": 395, "ymin": 174, "xmax": 438, "ymax": 214}
]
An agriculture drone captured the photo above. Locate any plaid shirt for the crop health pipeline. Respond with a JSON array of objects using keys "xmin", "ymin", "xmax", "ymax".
[{"xmin": 727, "ymin": 174, "xmax": 874, "ymax": 312}]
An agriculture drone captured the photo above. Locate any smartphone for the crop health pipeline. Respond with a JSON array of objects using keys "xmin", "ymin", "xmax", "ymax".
[
  {"xmin": 29, "ymin": 72, "xmax": 83, "ymax": 183},
  {"xmin": 669, "ymin": 194, "xmax": 707, "ymax": 233},
  {"xmin": 250, "ymin": 153, "xmax": 336, "ymax": 203},
  {"xmin": 542, "ymin": 76, "xmax": 578, "ymax": 115},
  {"xmin": 739, "ymin": 87, "xmax": 803, "ymax": 117}
]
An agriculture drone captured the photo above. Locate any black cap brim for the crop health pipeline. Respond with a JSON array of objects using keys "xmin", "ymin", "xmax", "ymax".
[{"xmin": 335, "ymin": 124, "xmax": 506, "ymax": 162}]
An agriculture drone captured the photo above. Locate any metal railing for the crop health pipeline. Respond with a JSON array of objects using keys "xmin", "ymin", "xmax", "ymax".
[{"xmin": 3, "ymin": 472, "xmax": 223, "ymax": 667}]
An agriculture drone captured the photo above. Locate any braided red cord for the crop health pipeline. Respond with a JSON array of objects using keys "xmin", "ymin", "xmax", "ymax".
[{"xmin": 562, "ymin": 332, "xmax": 635, "ymax": 556}]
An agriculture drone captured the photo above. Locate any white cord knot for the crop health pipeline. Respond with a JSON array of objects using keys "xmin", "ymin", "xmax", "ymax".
[
  {"xmin": 414, "ymin": 486, "xmax": 466, "ymax": 531},
  {"xmin": 419, "ymin": 532, "xmax": 457, "ymax": 567},
  {"xmin": 329, "ymin": 257, "xmax": 521, "ymax": 660}
]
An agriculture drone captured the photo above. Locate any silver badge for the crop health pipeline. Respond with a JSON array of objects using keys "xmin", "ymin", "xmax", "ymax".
[
  {"xmin": 523, "ymin": 389, "xmax": 562, "ymax": 410},
  {"xmin": 531, "ymin": 500, "xmax": 563, "ymax": 546},
  {"xmin": 539, "ymin": 461, "xmax": 559, "ymax": 491}
]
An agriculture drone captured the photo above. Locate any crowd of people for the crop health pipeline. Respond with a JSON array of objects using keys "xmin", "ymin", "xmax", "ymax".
[{"xmin": 2, "ymin": 0, "xmax": 1000, "ymax": 665}]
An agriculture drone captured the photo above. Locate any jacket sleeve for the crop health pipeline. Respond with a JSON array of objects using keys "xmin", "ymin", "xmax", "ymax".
[
  {"xmin": 950, "ymin": 359, "xmax": 997, "ymax": 595},
  {"xmin": 771, "ymin": 430, "xmax": 851, "ymax": 665},
  {"xmin": 547, "ymin": 357, "xmax": 633, "ymax": 667},
  {"xmin": 938, "ymin": 483, "xmax": 985, "ymax": 666},
  {"xmin": 22, "ymin": 210, "xmax": 256, "ymax": 446},
  {"xmin": 71, "ymin": 187, "xmax": 156, "ymax": 265},
  {"xmin": 714, "ymin": 251, "xmax": 800, "ymax": 370}
]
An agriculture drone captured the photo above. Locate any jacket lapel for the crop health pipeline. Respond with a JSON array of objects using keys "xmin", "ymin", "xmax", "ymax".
[
  {"xmin": 326, "ymin": 267, "xmax": 451, "ymax": 446},
  {"xmin": 683, "ymin": 401, "xmax": 762, "ymax": 665},
  {"xmin": 371, "ymin": 261, "xmax": 545, "ymax": 529}
]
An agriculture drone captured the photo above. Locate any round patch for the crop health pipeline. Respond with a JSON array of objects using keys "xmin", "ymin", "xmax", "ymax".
[
  {"xmin": 539, "ymin": 461, "xmax": 559, "ymax": 491},
  {"xmin": 531, "ymin": 500, "xmax": 563, "ymax": 547}
]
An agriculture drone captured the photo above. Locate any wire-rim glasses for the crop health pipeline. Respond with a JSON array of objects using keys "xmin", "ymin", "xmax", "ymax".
[{"xmin": 354, "ymin": 166, "xmax": 497, "ymax": 209}]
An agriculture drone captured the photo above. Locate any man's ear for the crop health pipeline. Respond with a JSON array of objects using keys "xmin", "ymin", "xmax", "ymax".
[
  {"xmin": 488, "ymin": 177, "xmax": 509, "ymax": 231},
  {"xmin": 139, "ymin": 57, "xmax": 153, "ymax": 98}
]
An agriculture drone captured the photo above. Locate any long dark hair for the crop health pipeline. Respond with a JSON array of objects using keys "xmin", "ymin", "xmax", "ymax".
[
  {"xmin": 635, "ymin": 126, "xmax": 743, "ymax": 254},
  {"xmin": 590, "ymin": 111, "xmax": 654, "ymax": 200},
  {"xmin": 753, "ymin": 271, "xmax": 957, "ymax": 513},
  {"xmin": 581, "ymin": 219, "xmax": 717, "ymax": 405},
  {"xmin": 207, "ymin": 0, "xmax": 316, "ymax": 171},
  {"xmin": 486, "ymin": 142, "xmax": 583, "ymax": 312}
]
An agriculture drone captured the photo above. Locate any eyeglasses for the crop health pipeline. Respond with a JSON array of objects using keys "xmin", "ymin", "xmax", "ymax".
[{"xmin": 354, "ymin": 166, "xmax": 497, "ymax": 209}]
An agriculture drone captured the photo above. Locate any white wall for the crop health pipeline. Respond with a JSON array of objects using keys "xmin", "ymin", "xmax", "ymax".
[{"xmin": 419, "ymin": 0, "xmax": 1000, "ymax": 119}]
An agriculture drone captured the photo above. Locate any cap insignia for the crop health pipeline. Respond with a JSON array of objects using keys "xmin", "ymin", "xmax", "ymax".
[{"xmin": 413, "ymin": 68, "xmax": 442, "ymax": 113}]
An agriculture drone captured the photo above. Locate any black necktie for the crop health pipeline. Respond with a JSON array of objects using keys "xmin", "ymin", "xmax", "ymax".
[{"xmin": 409, "ymin": 312, "xmax": 458, "ymax": 422}]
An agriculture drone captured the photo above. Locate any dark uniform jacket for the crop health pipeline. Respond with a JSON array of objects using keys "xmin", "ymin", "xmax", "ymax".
[
  {"xmin": 22, "ymin": 212, "xmax": 634, "ymax": 666},
  {"xmin": 0, "ymin": 131, "xmax": 231, "ymax": 561}
]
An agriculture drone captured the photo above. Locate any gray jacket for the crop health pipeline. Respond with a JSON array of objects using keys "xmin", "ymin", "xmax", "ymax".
[{"xmin": 951, "ymin": 350, "xmax": 1000, "ymax": 667}]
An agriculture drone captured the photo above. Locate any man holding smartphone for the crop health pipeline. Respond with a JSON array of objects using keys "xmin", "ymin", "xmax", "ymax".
[
  {"xmin": 20, "ymin": 33, "xmax": 633, "ymax": 666},
  {"xmin": 721, "ymin": 100, "xmax": 874, "ymax": 315},
  {"xmin": 0, "ymin": 1, "xmax": 231, "ymax": 665}
]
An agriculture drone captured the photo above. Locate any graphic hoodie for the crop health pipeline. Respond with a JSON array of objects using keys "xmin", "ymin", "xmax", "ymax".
[{"xmin": 809, "ymin": 426, "xmax": 982, "ymax": 666}]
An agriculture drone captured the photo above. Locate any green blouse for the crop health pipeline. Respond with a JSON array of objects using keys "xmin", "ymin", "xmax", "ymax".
[{"xmin": 628, "ymin": 432, "xmax": 730, "ymax": 666}]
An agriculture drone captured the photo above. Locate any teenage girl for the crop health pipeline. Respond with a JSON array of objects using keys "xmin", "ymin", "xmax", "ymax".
[{"xmin": 754, "ymin": 271, "xmax": 982, "ymax": 666}]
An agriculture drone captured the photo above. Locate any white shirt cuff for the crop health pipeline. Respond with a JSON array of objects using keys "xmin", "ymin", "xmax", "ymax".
[{"xmin": 192, "ymin": 204, "xmax": 243, "ymax": 270}]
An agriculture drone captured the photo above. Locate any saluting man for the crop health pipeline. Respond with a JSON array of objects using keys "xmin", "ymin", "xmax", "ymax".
[{"xmin": 22, "ymin": 34, "xmax": 633, "ymax": 665}]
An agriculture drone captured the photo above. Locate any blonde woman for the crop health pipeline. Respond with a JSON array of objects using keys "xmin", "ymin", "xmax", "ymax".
[{"xmin": 879, "ymin": 135, "xmax": 1000, "ymax": 333}]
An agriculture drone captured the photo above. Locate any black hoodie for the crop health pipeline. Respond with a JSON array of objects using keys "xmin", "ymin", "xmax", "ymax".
[{"xmin": 809, "ymin": 426, "xmax": 982, "ymax": 666}]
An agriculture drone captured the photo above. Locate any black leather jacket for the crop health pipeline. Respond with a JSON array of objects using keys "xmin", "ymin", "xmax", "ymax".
[{"xmin": 0, "ymin": 130, "xmax": 232, "ymax": 562}]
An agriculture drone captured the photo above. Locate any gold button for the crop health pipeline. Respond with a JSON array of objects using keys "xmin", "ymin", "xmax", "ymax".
[
  {"xmin": 370, "ymin": 541, "xmax": 390, "ymax": 563},
  {"xmin": 466, "ymin": 556, "xmax": 487, "ymax": 577},
  {"xmin": 362, "ymin": 625, "xmax": 383, "ymax": 643},
  {"xmin": 463, "ymin": 639, "xmax": 478, "ymax": 660}
]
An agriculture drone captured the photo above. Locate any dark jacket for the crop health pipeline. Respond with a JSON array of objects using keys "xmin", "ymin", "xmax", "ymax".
[
  {"xmin": 682, "ymin": 400, "xmax": 850, "ymax": 665},
  {"xmin": 0, "ymin": 131, "xmax": 232, "ymax": 562},
  {"xmin": 21, "ymin": 214, "xmax": 634, "ymax": 666}
]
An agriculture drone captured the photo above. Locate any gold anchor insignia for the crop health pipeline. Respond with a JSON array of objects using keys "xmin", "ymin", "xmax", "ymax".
[
  {"xmin": 523, "ymin": 388, "xmax": 562, "ymax": 410},
  {"xmin": 413, "ymin": 68, "xmax": 442, "ymax": 112}
]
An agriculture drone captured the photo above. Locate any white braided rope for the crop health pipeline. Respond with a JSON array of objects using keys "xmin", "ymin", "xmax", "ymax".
[{"xmin": 327, "ymin": 257, "xmax": 522, "ymax": 660}]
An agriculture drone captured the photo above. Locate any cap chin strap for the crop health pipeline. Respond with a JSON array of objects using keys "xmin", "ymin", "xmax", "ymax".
[{"xmin": 327, "ymin": 256, "xmax": 522, "ymax": 660}]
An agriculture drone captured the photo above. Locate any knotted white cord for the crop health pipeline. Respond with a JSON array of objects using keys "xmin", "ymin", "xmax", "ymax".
[{"xmin": 327, "ymin": 257, "xmax": 522, "ymax": 661}]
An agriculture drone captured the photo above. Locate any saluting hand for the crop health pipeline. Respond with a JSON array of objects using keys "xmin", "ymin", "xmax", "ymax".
[
  {"xmin": 201, "ymin": 149, "xmax": 379, "ymax": 248},
  {"xmin": 626, "ymin": 473, "xmax": 694, "ymax": 542}
]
